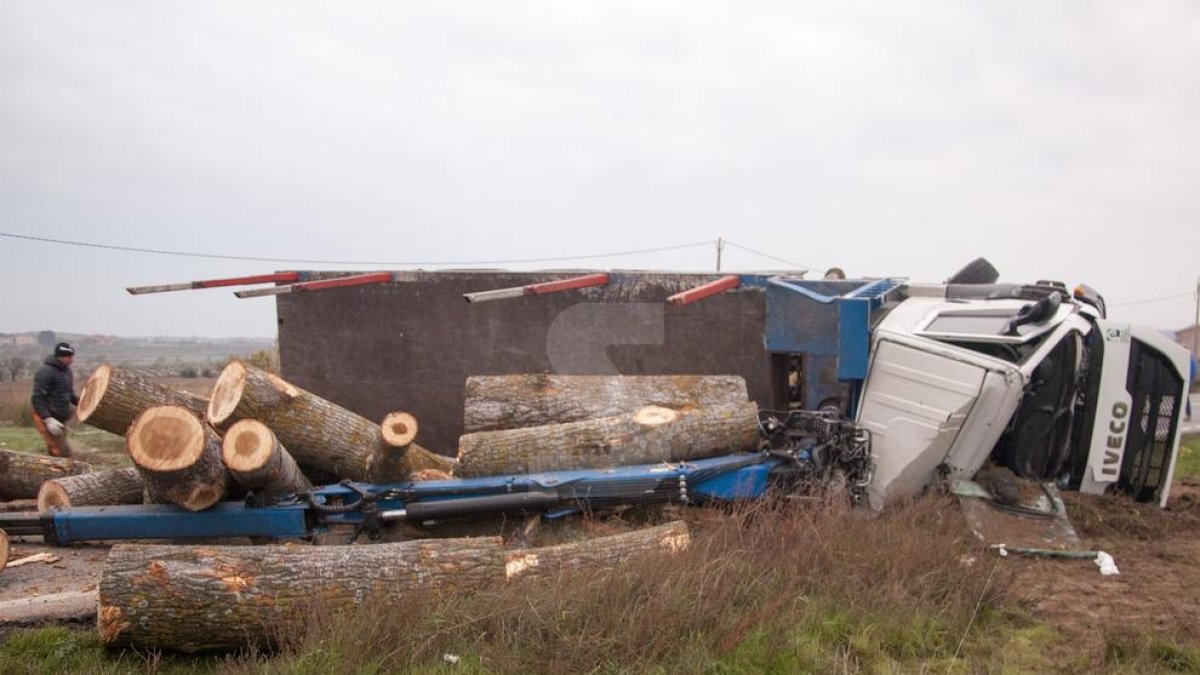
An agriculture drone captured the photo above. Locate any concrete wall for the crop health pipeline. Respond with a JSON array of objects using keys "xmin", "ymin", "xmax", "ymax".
[{"xmin": 276, "ymin": 271, "xmax": 785, "ymax": 456}]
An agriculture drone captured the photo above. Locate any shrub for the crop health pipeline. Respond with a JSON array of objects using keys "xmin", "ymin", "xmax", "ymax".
[{"xmin": 14, "ymin": 400, "xmax": 34, "ymax": 428}]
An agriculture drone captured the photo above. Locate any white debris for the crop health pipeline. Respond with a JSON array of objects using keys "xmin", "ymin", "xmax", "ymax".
[
  {"xmin": 1095, "ymin": 551, "xmax": 1120, "ymax": 576},
  {"xmin": 443, "ymin": 653, "xmax": 460, "ymax": 665}
]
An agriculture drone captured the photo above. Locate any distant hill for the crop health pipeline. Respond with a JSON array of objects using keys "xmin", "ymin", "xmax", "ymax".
[{"xmin": 0, "ymin": 331, "xmax": 274, "ymax": 378}]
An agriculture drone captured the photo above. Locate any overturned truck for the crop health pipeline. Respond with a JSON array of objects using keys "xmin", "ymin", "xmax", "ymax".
[{"xmin": 274, "ymin": 261, "xmax": 1190, "ymax": 509}]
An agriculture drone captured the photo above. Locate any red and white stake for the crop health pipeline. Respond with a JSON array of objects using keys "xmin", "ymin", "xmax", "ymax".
[
  {"xmin": 126, "ymin": 272, "xmax": 301, "ymax": 295},
  {"xmin": 666, "ymin": 275, "xmax": 741, "ymax": 306},
  {"xmin": 235, "ymin": 272, "xmax": 394, "ymax": 298},
  {"xmin": 463, "ymin": 273, "xmax": 611, "ymax": 303}
]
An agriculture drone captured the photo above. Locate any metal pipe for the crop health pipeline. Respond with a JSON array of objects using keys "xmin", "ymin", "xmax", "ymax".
[{"xmin": 126, "ymin": 272, "xmax": 301, "ymax": 295}]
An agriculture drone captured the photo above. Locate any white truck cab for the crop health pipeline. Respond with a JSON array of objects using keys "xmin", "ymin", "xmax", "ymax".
[{"xmin": 858, "ymin": 283, "xmax": 1190, "ymax": 509}]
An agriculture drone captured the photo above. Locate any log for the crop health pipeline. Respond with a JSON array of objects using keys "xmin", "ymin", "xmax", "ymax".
[
  {"xmin": 0, "ymin": 529, "xmax": 8, "ymax": 571},
  {"xmin": 463, "ymin": 374, "xmax": 750, "ymax": 433},
  {"xmin": 369, "ymin": 411, "xmax": 415, "ymax": 482},
  {"xmin": 0, "ymin": 590, "xmax": 97, "ymax": 624},
  {"xmin": 98, "ymin": 521, "xmax": 690, "ymax": 651},
  {"xmin": 99, "ymin": 536, "xmax": 507, "ymax": 651},
  {"xmin": 0, "ymin": 448, "xmax": 91, "ymax": 500},
  {"xmin": 221, "ymin": 420, "xmax": 312, "ymax": 496},
  {"xmin": 78, "ymin": 364, "xmax": 209, "ymax": 436},
  {"xmin": 127, "ymin": 406, "xmax": 228, "ymax": 511},
  {"xmin": 0, "ymin": 499, "xmax": 38, "ymax": 513},
  {"xmin": 208, "ymin": 361, "xmax": 454, "ymax": 480},
  {"xmin": 37, "ymin": 467, "xmax": 144, "ymax": 511},
  {"xmin": 505, "ymin": 521, "xmax": 690, "ymax": 581},
  {"xmin": 457, "ymin": 401, "xmax": 760, "ymax": 477}
]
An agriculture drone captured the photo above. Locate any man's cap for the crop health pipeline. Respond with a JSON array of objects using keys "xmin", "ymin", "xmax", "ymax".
[{"xmin": 54, "ymin": 342, "xmax": 75, "ymax": 357}]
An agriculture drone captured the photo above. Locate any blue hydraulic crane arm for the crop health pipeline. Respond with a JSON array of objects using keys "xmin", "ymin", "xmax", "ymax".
[{"xmin": 0, "ymin": 454, "xmax": 778, "ymax": 545}]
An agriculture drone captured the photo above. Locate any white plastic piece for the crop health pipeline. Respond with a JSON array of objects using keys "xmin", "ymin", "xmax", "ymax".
[{"xmin": 1095, "ymin": 551, "xmax": 1120, "ymax": 576}]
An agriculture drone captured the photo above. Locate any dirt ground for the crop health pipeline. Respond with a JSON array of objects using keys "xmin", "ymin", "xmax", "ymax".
[{"xmin": 1014, "ymin": 482, "xmax": 1200, "ymax": 656}]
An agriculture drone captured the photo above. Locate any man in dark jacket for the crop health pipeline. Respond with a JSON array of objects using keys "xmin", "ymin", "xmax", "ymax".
[{"xmin": 31, "ymin": 342, "xmax": 79, "ymax": 457}]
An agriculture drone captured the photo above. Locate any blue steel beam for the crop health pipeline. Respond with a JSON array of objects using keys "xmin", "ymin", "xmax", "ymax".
[{"xmin": 20, "ymin": 454, "xmax": 779, "ymax": 545}]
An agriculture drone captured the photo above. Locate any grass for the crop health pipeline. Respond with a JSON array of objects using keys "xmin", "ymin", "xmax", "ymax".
[
  {"xmin": 1103, "ymin": 633, "xmax": 1200, "ymax": 673},
  {"xmin": 185, "ymin": 497, "xmax": 1055, "ymax": 673},
  {"xmin": 0, "ymin": 424, "xmax": 129, "ymax": 468},
  {"xmin": 6, "ymin": 495, "xmax": 1200, "ymax": 672},
  {"xmin": 1171, "ymin": 434, "xmax": 1200, "ymax": 482},
  {"xmin": 0, "ymin": 626, "xmax": 223, "ymax": 675}
]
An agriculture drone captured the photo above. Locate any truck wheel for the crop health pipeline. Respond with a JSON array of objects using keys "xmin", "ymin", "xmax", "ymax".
[{"xmin": 947, "ymin": 258, "xmax": 1000, "ymax": 285}]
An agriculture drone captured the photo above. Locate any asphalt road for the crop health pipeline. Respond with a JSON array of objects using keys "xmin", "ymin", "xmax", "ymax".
[{"xmin": 1182, "ymin": 392, "xmax": 1199, "ymax": 435}]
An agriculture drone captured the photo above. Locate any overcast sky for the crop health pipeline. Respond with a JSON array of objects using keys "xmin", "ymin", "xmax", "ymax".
[{"xmin": 1, "ymin": 2, "xmax": 1197, "ymax": 338}]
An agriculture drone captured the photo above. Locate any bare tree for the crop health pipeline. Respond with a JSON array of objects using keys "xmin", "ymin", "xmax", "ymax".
[{"xmin": 7, "ymin": 356, "xmax": 25, "ymax": 381}]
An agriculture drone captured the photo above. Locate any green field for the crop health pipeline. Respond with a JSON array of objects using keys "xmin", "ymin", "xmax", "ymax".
[{"xmin": 0, "ymin": 424, "xmax": 128, "ymax": 468}]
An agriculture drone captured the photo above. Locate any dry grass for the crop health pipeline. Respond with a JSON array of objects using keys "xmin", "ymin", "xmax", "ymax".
[
  {"xmin": 0, "ymin": 380, "xmax": 31, "ymax": 425},
  {"xmin": 226, "ymin": 495, "xmax": 1033, "ymax": 674}
]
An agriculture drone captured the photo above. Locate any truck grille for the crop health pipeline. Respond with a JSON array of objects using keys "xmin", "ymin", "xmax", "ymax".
[{"xmin": 1120, "ymin": 342, "xmax": 1183, "ymax": 502}]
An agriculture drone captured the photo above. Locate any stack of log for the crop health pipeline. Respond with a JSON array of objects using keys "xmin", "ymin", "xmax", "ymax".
[
  {"xmin": 1, "ymin": 366, "xmax": 761, "ymax": 651},
  {"xmin": 9, "ymin": 368, "xmax": 761, "ymax": 514},
  {"xmin": 28, "ymin": 361, "xmax": 456, "ymax": 514},
  {"xmin": 456, "ymin": 374, "xmax": 760, "ymax": 476}
]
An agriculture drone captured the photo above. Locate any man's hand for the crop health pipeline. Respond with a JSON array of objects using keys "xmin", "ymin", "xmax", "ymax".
[{"xmin": 44, "ymin": 418, "xmax": 64, "ymax": 436}]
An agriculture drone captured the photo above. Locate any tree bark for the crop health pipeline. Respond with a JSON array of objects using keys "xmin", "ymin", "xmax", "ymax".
[
  {"xmin": 37, "ymin": 467, "xmax": 144, "ymax": 511},
  {"xmin": 77, "ymin": 364, "xmax": 209, "ymax": 436},
  {"xmin": 0, "ymin": 499, "xmax": 37, "ymax": 513},
  {"xmin": 463, "ymin": 374, "xmax": 750, "ymax": 433},
  {"xmin": 457, "ymin": 401, "xmax": 760, "ymax": 477},
  {"xmin": 97, "ymin": 521, "xmax": 691, "ymax": 651},
  {"xmin": 127, "ymin": 406, "xmax": 228, "ymax": 511},
  {"xmin": 367, "ymin": 411, "xmax": 458, "ymax": 481},
  {"xmin": 0, "ymin": 448, "xmax": 91, "ymax": 500},
  {"xmin": 208, "ymin": 361, "xmax": 454, "ymax": 481},
  {"xmin": 505, "ymin": 521, "xmax": 690, "ymax": 581},
  {"xmin": 98, "ymin": 536, "xmax": 507, "ymax": 651},
  {"xmin": 221, "ymin": 420, "xmax": 312, "ymax": 496}
]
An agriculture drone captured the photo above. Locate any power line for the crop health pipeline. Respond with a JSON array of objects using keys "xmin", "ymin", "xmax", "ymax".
[
  {"xmin": 0, "ymin": 231, "xmax": 717, "ymax": 267},
  {"xmin": 1109, "ymin": 292, "xmax": 1194, "ymax": 307},
  {"xmin": 722, "ymin": 240, "xmax": 813, "ymax": 270}
]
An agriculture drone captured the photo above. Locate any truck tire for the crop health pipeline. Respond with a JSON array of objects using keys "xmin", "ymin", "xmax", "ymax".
[{"xmin": 946, "ymin": 258, "xmax": 999, "ymax": 285}]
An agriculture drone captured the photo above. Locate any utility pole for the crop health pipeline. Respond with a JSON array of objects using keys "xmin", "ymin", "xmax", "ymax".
[{"xmin": 716, "ymin": 237, "xmax": 724, "ymax": 271}]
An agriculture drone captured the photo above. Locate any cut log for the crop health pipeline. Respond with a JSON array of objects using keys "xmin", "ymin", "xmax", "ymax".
[
  {"xmin": 0, "ymin": 499, "xmax": 38, "ymax": 513},
  {"xmin": 505, "ymin": 521, "xmax": 690, "ymax": 581},
  {"xmin": 37, "ymin": 467, "xmax": 144, "ymax": 511},
  {"xmin": 0, "ymin": 448, "xmax": 91, "ymax": 500},
  {"xmin": 0, "ymin": 590, "xmax": 97, "ymax": 624},
  {"xmin": 78, "ymin": 364, "xmax": 208, "ymax": 436},
  {"xmin": 127, "ymin": 406, "xmax": 228, "ymax": 511},
  {"xmin": 0, "ymin": 529, "xmax": 8, "ymax": 571},
  {"xmin": 208, "ymin": 361, "xmax": 454, "ymax": 480},
  {"xmin": 369, "ymin": 411, "xmax": 414, "ymax": 482},
  {"xmin": 98, "ymin": 521, "xmax": 690, "ymax": 651},
  {"xmin": 98, "ymin": 536, "xmax": 507, "ymax": 651},
  {"xmin": 457, "ymin": 401, "xmax": 760, "ymax": 477},
  {"xmin": 221, "ymin": 420, "xmax": 312, "ymax": 496},
  {"xmin": 463, "ymin": 374, "xmax": 750, "ymax": 433}
]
